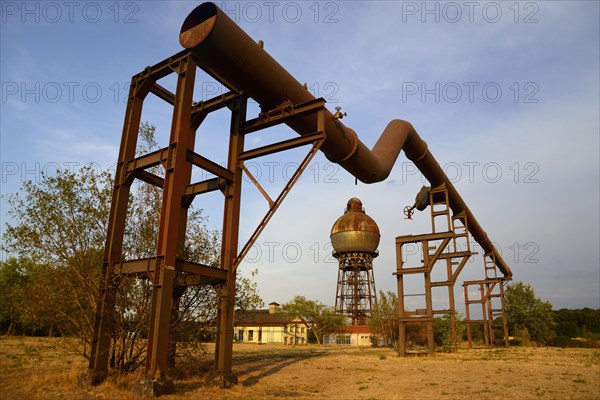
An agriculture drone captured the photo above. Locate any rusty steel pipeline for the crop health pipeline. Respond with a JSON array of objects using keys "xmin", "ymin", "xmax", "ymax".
[{"xmin": 179, "ymin": 2, "xmax": 512, "ymax": 279}]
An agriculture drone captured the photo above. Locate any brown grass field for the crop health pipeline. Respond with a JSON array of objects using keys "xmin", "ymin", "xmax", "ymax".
[{"xmin": 1, "ymin": 336, "xmax": 599, "ymax": 399}]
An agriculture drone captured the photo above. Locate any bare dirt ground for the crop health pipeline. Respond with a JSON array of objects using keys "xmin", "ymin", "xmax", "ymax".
[{"xmin": 1, "ymin": 337, "xmax": 599, "ymax": 399}]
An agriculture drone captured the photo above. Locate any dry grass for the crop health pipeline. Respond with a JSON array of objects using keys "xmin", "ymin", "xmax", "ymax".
[{"xmin": 1, "ymin": 336, "xmax": 599, "ymax": 399}]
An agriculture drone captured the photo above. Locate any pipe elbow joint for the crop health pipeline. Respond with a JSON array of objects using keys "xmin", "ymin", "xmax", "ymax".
[{"xmin": 387, "ymin": 119, "xmax": 415, "ymax": 132}]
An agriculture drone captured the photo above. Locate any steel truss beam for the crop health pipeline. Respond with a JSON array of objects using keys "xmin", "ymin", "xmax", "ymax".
[
  {"xmin": 83, "ymin": 50, "xmax": 328, "ymax": 396},
  {"xmin": 463, "ymin": 253, "xmax": 510, "ymax": 349},
  {"xmin": 395, "ymin": 184, "xmax": 475, "ymax": 356}
]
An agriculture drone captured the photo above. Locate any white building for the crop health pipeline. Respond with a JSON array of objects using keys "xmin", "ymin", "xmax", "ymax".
[
  {"xmin": 323, "ymin": 325, "xmax": 374, "ymax": 346},
  {"xmin": 234, "ymin": 302, "xmax": 309, "ymax": 345}
]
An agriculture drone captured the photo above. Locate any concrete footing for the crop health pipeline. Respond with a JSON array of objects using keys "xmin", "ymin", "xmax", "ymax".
[
  {"xmin": 132, "ymin": 375, "xmax": 175, "ymax": 397},
  {"xmin": 204, "ymin": 370, "xmax": 238, "ymax": 388}
]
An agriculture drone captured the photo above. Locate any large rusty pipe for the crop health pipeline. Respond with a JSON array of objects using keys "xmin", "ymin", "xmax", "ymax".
[{"xmin": 179, "ymin": 2, "xmax": 512, "ymax": 279}]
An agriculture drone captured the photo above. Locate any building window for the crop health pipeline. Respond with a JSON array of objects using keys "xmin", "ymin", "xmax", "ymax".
[
  {"xmin": 248, "ymin": 330, "xmax": 254, "ymax": 341},
  {"xmin": 238, "ymin": 330, "xmax": 244, "ymax": 342},
  {"xmin": 301, "ymin": 327, "xmax": 305, "ymax": 334},
  {"xmin": 336, "ymin": 335, "xmax": 350, "ymax": 345}
]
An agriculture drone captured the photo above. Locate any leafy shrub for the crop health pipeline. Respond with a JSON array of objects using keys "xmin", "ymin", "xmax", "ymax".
[
  {"xmin": 509, "ymin": 338, "xmax": 523, "ymax": 346},
  {"xmin": 547, "ymin": 336, "xmax": 600, "ymax": 348}
]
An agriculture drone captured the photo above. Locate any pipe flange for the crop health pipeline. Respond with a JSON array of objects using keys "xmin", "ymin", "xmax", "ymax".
[{"xmin": 338, "ymin": 128, "xmax": 359, "ymax": 163}]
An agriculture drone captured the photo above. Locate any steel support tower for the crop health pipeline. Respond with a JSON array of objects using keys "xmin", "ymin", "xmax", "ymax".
[{"xmin": 335, "ymin": 251, "xmax": 378, "ymax": 326}]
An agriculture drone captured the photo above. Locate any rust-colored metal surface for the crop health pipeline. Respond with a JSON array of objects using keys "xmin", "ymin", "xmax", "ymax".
[
  {"xmin": 87, "ymin": 2, "xmax": 514, "ymax": 393},
  {"xmin": 463, "ymin": 256, "xmax": 510, "ymax": 349},
  {"xmin": 179, "ymin": 2, "xmax": 512, "ymax": 279},
  {"xmin": 331, "ymin": 198, "xmax": 379, "ymax": 326},
  {"xmin": 83, "ymin": 17, "xmax": 328, "ymax": 391},
  {"xmin": 335, "ymin": 252, "xmax": 378, "ymax": 326},
  {"xmin": 330, "ymin": 198, "xmax": 381, "ymax": 254},
  {"xmin": 84, "ymin": 47, "xmax": 330, "ymax": 393},
  {"xmin": 395, "ymin": 185, "xmax": 474, "ymax": 355}
]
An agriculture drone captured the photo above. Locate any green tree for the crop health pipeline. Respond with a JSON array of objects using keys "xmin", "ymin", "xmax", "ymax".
[
  {"xmin": 505, "ymin": 281, "xmax": 555, "ymax": 344},
  {"xmin": 553, "ymin": 308, "xmax": 600, "ymax": 339},
  {"xmin": 0, "ymin": 258, "xmax": 29, "ymax": 334},
  {"xmin": 282, "ymin": 296, "xmax": 346, "ymax": 344},
  {"xmin": 2, "ymin": 164, "xmax": 112, "ymax": 346},
  {"xmin": 1, "ymin": 122, "xmax": 263, "ymax": 371},
  {"xmin": 433, "ymin": 313, "xmax": 465, "ymax": 352},
  {"xmin": 368, "ymin": 290, "xmax": 398, "ymax": 347}
]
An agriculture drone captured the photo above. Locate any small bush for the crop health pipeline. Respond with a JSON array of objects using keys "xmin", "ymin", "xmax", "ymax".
[
  {"xmin": 514, "ymin": 328, "xmax": 532, "ymax": 346},
  {"xmin": 547, "ymin": 336, "xmax": 600, "ymax": 349},
  {"xmin": 548, "ymin": 336, "xmax": 571, "ymax": 348}
]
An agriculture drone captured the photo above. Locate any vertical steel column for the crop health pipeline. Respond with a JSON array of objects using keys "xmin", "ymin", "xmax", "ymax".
[
  {"xmin": 214, "ymin": 96, "xmax": 247, "ymax": 386},
  {"xmin": 368, "ymin": 259, "xmax": 378, "ymax": 320},
  {"xmin": 499, "ymin": 282, "xmax": 510, "ymax": 347},
  {"xmin": 486, "ymin": 282, "xmax": 495, "ymax": 344},
  {"xmin": 335, "ymin": 266, "xmax": 342, "ymax": 312},
  {"xmin": 396, "ymin": 242, "xmax": 406, "ymax": 355},
  {"xmin": 464, "ymin": 284, "xmax": 473, "ymax": 348},
  {"xmin": 423, "ymin": 241, "xmax": 435, "ymax": 355},
  {"xmin": 86, "ymin": 77, "xmax": 149, "ymax": 384},
  {"xmin": 481, "ymin": 283, "xmax": 490, "ymax": 347},
  {"xmin": 352, "ymin": 259, "xmax": 359, "ymax": 323},
  {"xmin": 145, "ymin": 55, "xmax": 196, "ymax": 381},
  {"xmin": 447, "ymin": 259, "xmax": 457, "ymax": 350},
  {"xmin": 168, "ymin": 286, "xmax": 187, "ymax": 369}
]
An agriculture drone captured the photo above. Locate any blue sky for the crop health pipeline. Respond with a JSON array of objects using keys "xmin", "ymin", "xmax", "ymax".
[{"xmin": 1, "ymin": 1, "xmax": 599, "ymax": 311}]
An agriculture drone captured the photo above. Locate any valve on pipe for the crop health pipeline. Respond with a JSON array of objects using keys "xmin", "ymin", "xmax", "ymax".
[
  {"xmin": 404, "ymin": 186, "xmax": 431, "ymax": 219},
  {"xmin": 332, "ymin": 107, "xmax": 347, "ymax": 121}
]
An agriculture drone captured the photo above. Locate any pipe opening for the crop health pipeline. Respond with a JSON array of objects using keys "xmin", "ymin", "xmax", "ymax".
[{"xmin": 180, "ymin": 2, "xmax": 218, "ymax": 49}]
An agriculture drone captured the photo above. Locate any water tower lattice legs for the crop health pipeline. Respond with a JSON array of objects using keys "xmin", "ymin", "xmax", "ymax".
[{"xmin": 335, "ymin": 253, "xmax": 377, "ymax": 326}]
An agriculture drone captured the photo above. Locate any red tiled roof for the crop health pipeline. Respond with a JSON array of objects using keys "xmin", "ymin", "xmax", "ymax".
[{"xmin": 341, "ymin": 325, "xmax": 372, "ymax": 334}]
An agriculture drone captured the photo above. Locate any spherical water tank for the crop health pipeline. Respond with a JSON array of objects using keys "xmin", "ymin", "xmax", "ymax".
[{"xmin": 330, "ymin": 198, "xmax": 380, "ymax": 254}]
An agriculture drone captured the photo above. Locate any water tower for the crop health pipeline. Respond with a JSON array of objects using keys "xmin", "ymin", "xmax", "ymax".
[{"xmin": 330, "ymin": 198, "xmax": 380, "ymax": 325}]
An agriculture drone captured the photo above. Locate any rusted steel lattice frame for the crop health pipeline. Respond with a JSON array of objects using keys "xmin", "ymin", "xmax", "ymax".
[
  {"xmin": 395, "ymin": 184, "xmax": 474, "ymax": 356},
  {"xmin": 84, "ymin": 49, "xmax": 328, "ymax": 394},
  {"xmin": 463, "ymin": 254, "xmax": 510, "ymax": 348},
  {"xmin": 214, "ymin": 96, "xmax": 326, "ymax": 388},
  {"xmin": 335, "ymin": 251, "xmax": 379, "ymax": 326}
]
